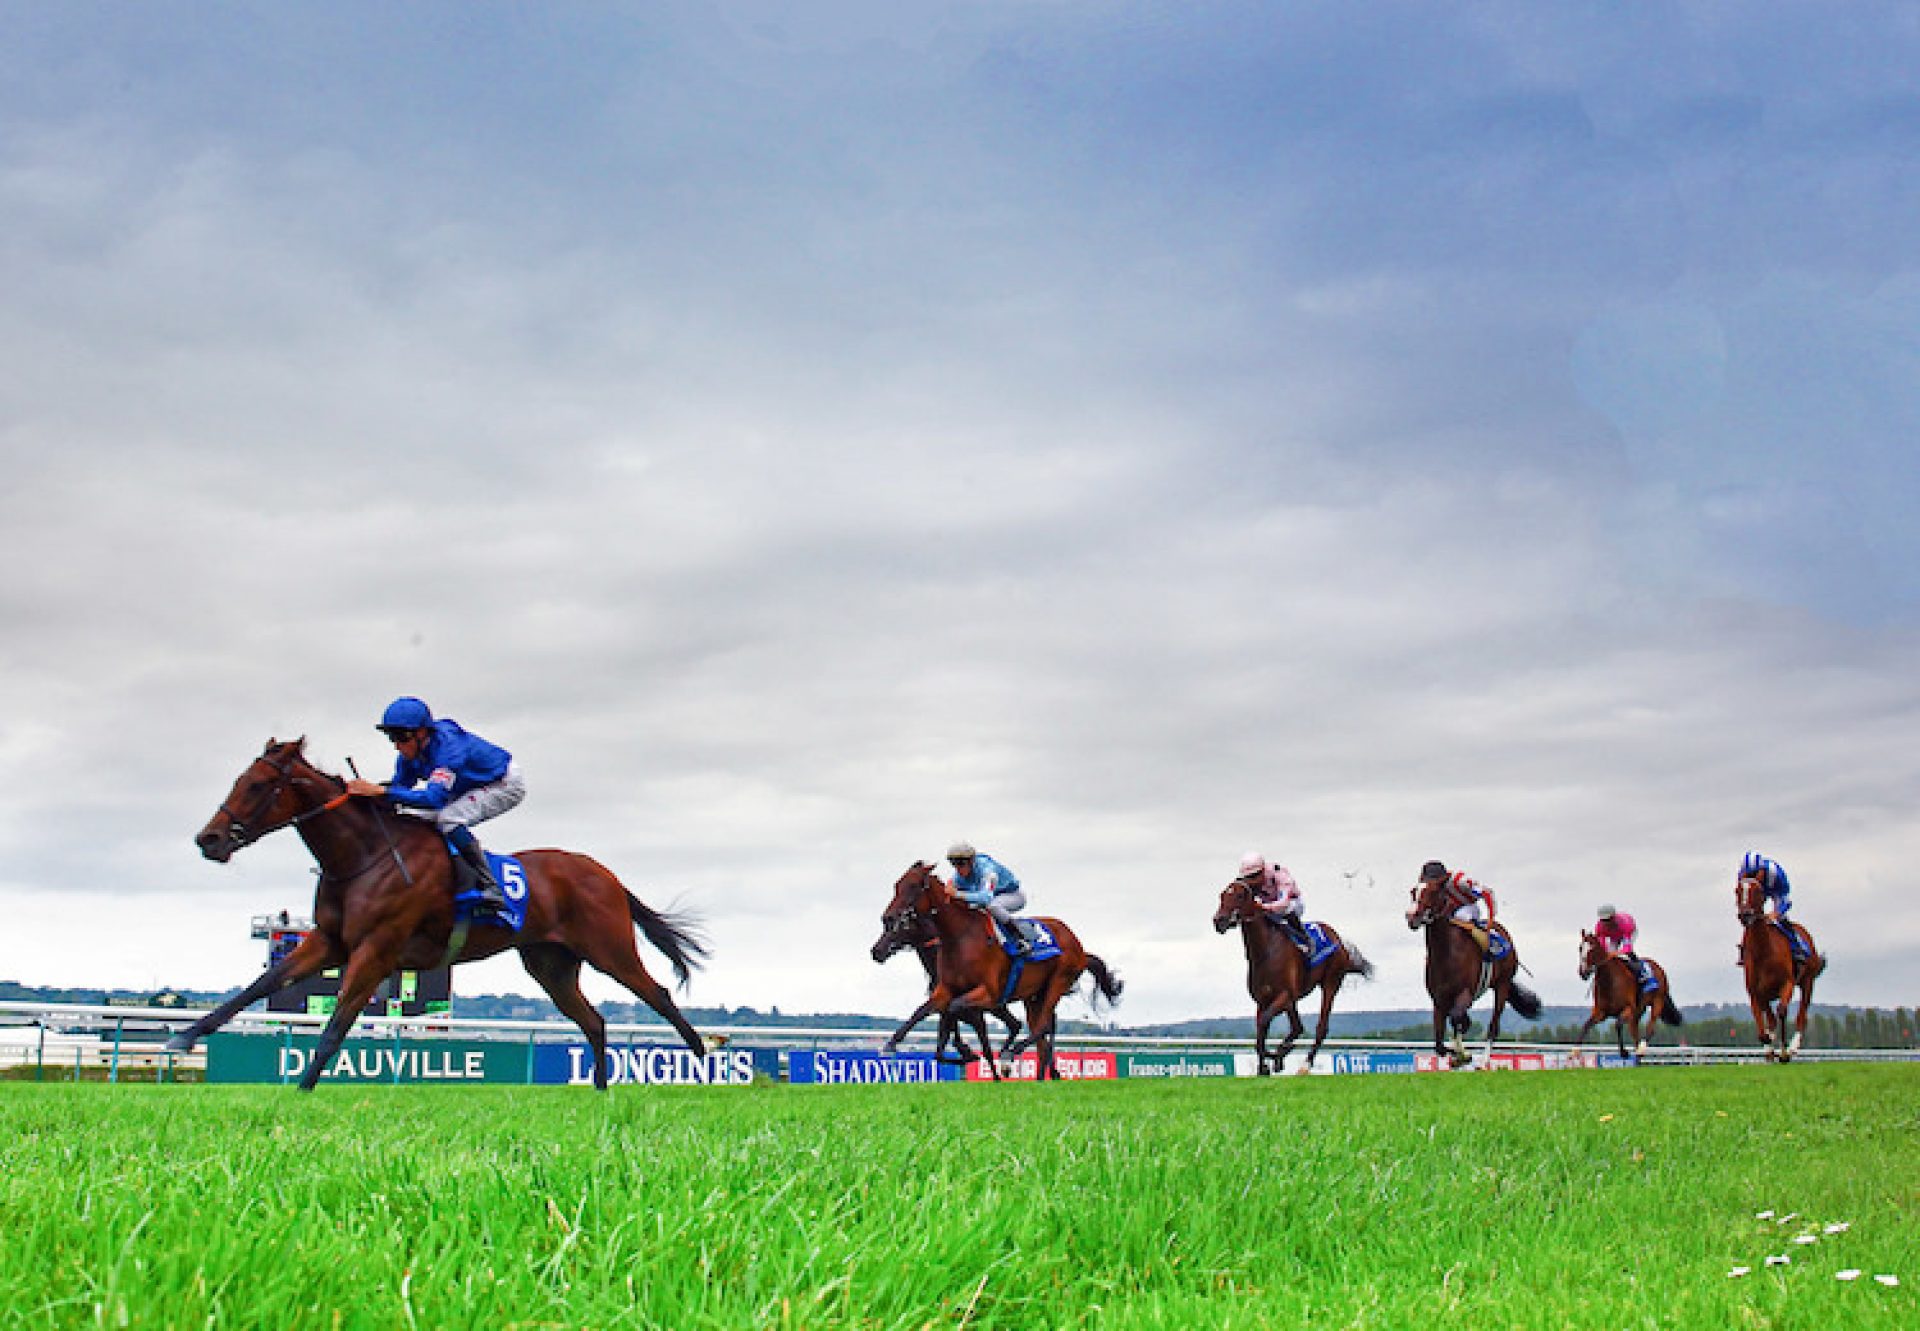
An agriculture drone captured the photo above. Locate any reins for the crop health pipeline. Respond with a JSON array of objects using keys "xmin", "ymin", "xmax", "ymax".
[{"xmin": 216, "ymin": 750, "xmax": 351, "ymax": 850}]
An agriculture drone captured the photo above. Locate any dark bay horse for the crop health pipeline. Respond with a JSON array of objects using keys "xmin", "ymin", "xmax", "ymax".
[
  {"xmin": 870, "ymin": 911, "xmax": 1022, "ymax": 1073},
  {"xmin": 1405, "ymin": 878, "xmax": 1542, "ymax": 1067},
  {"xmin": 876, "ymin": 861, "xmax": 1122, "ymax": 1080},
  {"xmin": 1735, "ymin": 877, "xmax": 1825, "ymax": 1061},
  {"xmin": 170, "ymin": 738, "xmax": 710, "ymax": 1089},
  {"xmin": 1212, "ymin": 879, "xmax": 1373, "ymax": 1075},
  {"xmin": 1575, "ymin": 931, "xmax": 1682, "ymax": 1058}
]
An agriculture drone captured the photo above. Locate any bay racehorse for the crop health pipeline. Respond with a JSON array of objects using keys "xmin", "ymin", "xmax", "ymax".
[
  {"xmin": 1734, "ymin": 876, "xmax": 1825, "ymax": 1061},
  {"xmin": 1575, "ymin": 930, "xmax": 1682, "ymax": 1058},
  {"xmin": 1405, "ymin": 877, "xmax": 1542, "ymax": 1067},
  {"xmin": 1212, "ymin": 879, "xmax": 1373, "ymax": 1074},
  {"xmin": 870, "ymin": 910, "xmax": 1023, "ymax": 1073},
  {"xmin": 876, "ymin": 861, "xmax": 1122, "ymax": 1080},
  {"xmin": 169, "ymin": 738, "xmax": 710, "ymax": 1089}
]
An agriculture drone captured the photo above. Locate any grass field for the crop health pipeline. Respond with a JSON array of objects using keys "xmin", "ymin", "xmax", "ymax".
[{"xmin": 0, "ymin": 1065, "xmax": 1915, "ymax": 1329}]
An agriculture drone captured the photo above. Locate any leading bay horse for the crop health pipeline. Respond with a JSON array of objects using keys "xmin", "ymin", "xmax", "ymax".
[
  {"xmin": 1213, "ymin": 879, "xmax": 1374, "ymax": 1074},
  {"xmin": 169, "ymin": 738, "xmax": 710, "ymax": 1089},
  {"xmin": 1406, "ymin": 877, "xmax": 1542, "ymax": 1067},
  {"xmin": 1575, "ymin": 931, "xmax": 1682, "ymax": 1059},
  {"xmin": 1734, "ymin": 876, "xmax": 1825, "ymax": 1061},
  {"xmin": 870, "ymin": 911, "xmax": 1022, "ymax": 1074},
  {"xmin": 876, "ymin": 861, "xmax": 1122, "ymax": 1080}
]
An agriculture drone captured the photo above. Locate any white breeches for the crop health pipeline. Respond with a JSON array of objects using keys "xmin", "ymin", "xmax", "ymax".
[
  {"xmin": 986, "ymin": 890, "xmax": 1028, "ymax": 924},
  {"xmin": 427, "ymin": 762, "xmax": 526, "ymax": 834}
]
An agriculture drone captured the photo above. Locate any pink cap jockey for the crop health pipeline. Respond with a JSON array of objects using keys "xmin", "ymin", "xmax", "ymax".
[
  {"xmin": 1595, "ymin": 904, "xmax": 1637, "ymax": 954},
  {"xmin": 1238, "ymin": 853, "xmax": 1302, "ymax": 916}
]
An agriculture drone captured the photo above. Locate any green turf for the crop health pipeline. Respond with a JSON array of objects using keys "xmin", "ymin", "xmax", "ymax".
[{"xmin": 0, "ymin": 1065, "xmax": 1914, "ymax": 1328}]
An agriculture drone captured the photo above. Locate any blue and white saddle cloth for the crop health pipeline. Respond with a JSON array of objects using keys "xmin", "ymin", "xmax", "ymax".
[
  {"xmin": 451, "ymin": 851, "xmax": 530, "ymax": 932},
  {"xmin": 997, "ymin": 920, "xmax": 1063, "ymax": 1004},
  {"xmin": 1302, "ymin": 920, "xmax": 1341, "ymax": 968},
  {"xmin": 999, "ymin": 920, "xmax": 1063, "ymax": 962}
]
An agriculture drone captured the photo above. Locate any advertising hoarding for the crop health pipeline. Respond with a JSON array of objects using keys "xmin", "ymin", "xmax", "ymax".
[
  {"xmin": 207, "ymin": 1032, "xmax": 519, "ymax": 1084},
  {"xmin": 786, "ymin": 1050, "xmax": 960, "ymax": 1084},
  {"xmin": 1120, "ymin": 1051, "xmax": 1237, "ymax": 1078},
  {"xmin": 964, "ymin": 1050, "xmax": 1117, "ymax": 1081},
  {"xmin": 531, "ymin": 1043, "xmax": 772, "ymax": 1086}
]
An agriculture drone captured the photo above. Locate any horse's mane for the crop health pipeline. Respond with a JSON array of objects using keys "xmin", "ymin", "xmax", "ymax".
[{"xmin": 269, "ymin": 737, "xmax": 437, "ymax": 847}]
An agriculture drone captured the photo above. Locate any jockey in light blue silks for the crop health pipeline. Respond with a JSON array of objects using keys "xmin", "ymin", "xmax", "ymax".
[
  {"xmin": 1739, "ymin": 851, "xmax": 1807, "ymax": 961},
  {"xmin": 345, "ymin": 697, "xmax": 526, "ymax": 916},
  {"xmin": 947, "ymin": 841, "xmax": 1031, "ymax": 957}
]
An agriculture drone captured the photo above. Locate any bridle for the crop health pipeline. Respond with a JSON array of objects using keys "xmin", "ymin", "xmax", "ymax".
[
  {"xmin": 1733, "ymin": 876, "xmax": 1764, "ymax": 926},
  {"xmin": 212, "ymin": 746, "xmax": 349, "ymax": 854},
  {"xmin": 1577, "ymin": 933, "xmax": 1606, "ymax": 981},
  {"xmin": 880, "ymin": 867, "xmax": 946, "ymax": 945},
  {"xmin": 1215, "ymin": 878, "xmax": 1261, "ymax": 929},
  {"xmin": 1406, "ymin": 880, "xmax": 1447, "ymax": 927}
]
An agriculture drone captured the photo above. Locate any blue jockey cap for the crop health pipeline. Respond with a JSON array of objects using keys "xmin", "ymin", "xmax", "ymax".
[
  {"xmin": 1740, "ymin": 851, "xmax": 1766, "ymax": 876},
  {"xmin": 379, "ymin": 696, "xmax": 433, "ymax": 732}
]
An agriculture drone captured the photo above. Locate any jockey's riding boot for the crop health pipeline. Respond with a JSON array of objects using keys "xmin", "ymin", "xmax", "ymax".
[
  {"xmin": 1004, "ymin": 922, "xmax": 1030, "ymax": 958},
  {"xmin": 449, "ymin": 829, "xmax": 508, "ymax": 916}
]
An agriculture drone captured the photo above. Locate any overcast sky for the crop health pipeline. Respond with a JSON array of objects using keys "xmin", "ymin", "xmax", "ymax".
[{"xmin": 3, "ymin": 3, "xmax": 1917, "ymax": 1030}]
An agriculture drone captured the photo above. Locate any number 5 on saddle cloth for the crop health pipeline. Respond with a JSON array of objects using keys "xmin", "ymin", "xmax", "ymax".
[{"xmin": 452, "ymin": 851, "xmax": 531, "ymax": 932}]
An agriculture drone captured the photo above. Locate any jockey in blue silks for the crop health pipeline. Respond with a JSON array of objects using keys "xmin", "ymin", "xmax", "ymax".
[
  {"xmin": 345, "ymin": 697, "xmax": 526, "ymax": 915},
  {"xmin": 947, "ymin": 841, "xmax": 1031, "ymax": 957},
  {"xmin": 1738, "ymin": 851, "xmax": 1807, "ymax": 961}
]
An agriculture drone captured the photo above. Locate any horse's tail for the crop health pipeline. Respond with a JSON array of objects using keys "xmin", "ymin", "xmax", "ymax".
[
  {"xmin": 1659, "ymin": 991, "xmax": 1684, "ymax": 1026},
  {"xmin": 1344, "ymin": 942, "xmax": 1376, "ymax": 981},
  {"xmin": 1507, "ymin": 979, "xmax": 1543, "ymax": 1021},
  {"xmin": 627, "ymin": 891, "xmax": 710, "ymax": 989},
  {"xmin": 1082, "ymin": 954, "xmax": 1124, "ymax": 1010}
]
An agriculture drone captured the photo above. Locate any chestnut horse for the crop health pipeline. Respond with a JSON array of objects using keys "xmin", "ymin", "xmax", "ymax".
[
  {"xmin": 169, "ymin": 738, "xmax": 709, "ymax": 1089},
  {"xmin": 870, "ymin": 912, "xmax": 1022, "ymax": 1071},
  {"xmin": 1405, "ymin": 877, "xmax": 1542, "ymax": 1067},
  {"xmin": 876, "ymin": 861, "xmax": 1122, "ymax": 1079},
  {"xmin": 1734, "ymin": 877, "xmax": 1825, "ymax": 1061},
  {"xmin": 1575, "ymin": 931, "xmax": 1682, "ymax": 1058},
  {"xmin": 1212, "ymin": 879, "xmax": 1374, "ymax": 1074}
]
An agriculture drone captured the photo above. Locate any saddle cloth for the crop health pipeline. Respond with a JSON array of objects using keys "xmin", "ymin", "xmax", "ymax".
[
  {"xmin": 999, "ymin": 919, "xmax": 1063, "ymax": 962},
  {"xmin": 1302, "ymin": 920, "xmax": 1341, "ymax": 968},
  {"xmin": 451, "ymin": 851, "xmax": 530, "ymax": 932}
]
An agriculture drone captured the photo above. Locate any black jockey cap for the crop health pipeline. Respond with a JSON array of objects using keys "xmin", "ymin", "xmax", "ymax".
[{"xmin": 1420, "ymin": 860, "xmax": 1449, "ymax": 882}]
